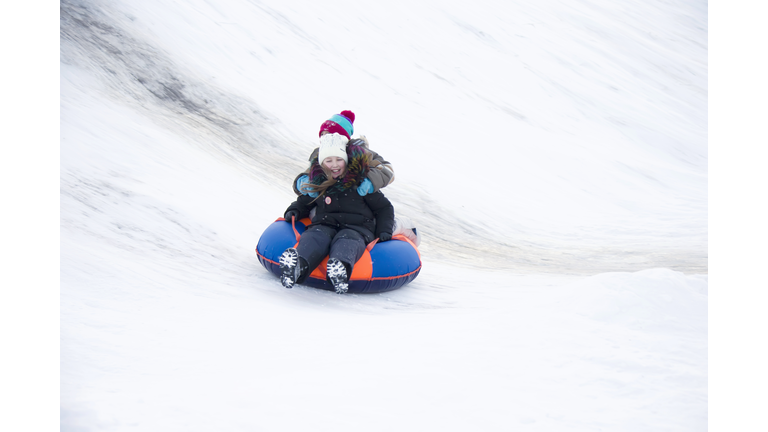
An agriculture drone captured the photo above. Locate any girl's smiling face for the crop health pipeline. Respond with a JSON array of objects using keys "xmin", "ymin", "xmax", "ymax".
[{"xmin": 322, "ymin": 156, "xmax": 346, "ymax": 178}]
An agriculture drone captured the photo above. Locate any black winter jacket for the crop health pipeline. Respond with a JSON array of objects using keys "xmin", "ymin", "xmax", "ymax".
[
  {"xmin": 286, "ymin": 189, "xmax": 394, "ymax": 244},
  {"xmin": 285, "ymin": 141, "xmax": 395, "ymax": 243}
]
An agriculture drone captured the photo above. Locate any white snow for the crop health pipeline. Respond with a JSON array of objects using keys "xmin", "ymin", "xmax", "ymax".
[{"xmin": 8, "ymin": 0, "xmax": 768, "ymax": 430}]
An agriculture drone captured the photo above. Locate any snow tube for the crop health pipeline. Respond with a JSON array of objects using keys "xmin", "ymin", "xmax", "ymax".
[{"xmin": 256, "ymin": 217, "xmax": 421, "ymax": 293}]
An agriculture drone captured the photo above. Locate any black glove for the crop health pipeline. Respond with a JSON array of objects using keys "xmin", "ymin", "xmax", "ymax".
[
  {"xmin": 284, "ymin": 210, "xmax": 299, "ymax": 223},
  {"xmin": 378, "ymin": 232, "xmax": 392, "ymax": 242}
]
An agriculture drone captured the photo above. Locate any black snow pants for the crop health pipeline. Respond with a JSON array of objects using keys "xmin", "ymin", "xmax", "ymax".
[{"xmin": 295, "ymin": 225, "xmax": 366, "ymax": 284}]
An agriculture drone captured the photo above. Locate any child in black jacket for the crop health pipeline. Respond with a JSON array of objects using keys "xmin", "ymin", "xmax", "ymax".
[{"xmin": 280, "ymin": 132, "xmax": 395, "ymax": 294}]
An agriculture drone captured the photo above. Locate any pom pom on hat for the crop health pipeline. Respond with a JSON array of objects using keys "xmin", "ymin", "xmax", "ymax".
[
  {"xmin": 339, "ymin": 110, "xmax": 355, "ymax": 123},
  {"xmin": 318, "ymin": 133, "xmax": 349, "ymax": 164},
  {"xmin": 319, "ymin": 110, "xmax": 355, "ymax": 139}
]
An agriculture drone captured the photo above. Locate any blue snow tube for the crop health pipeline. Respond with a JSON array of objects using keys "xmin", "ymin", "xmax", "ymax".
[{"xmin": 256, "ymin": 217, "xmax": 421, "ymax": 293}]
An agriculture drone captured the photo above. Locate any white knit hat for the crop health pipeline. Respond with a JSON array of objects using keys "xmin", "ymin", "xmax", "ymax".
[{"xmin": 318, "ymin": 133, "xmax": 349, "ymax": 163}]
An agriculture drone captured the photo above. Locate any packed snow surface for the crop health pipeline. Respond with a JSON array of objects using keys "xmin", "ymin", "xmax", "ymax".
[{"xmin": 60, "ymin": 0, "xmax": 707, "ymax": 430}]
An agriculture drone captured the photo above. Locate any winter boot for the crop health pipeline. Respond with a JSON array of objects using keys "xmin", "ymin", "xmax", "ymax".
[
  {"xmin": 279, "ymin": 248, "xmax": 306, "ymax": 289},
  {"xmin": 326, "ymin": 258, "xmax": 349, "ymax": 294}
]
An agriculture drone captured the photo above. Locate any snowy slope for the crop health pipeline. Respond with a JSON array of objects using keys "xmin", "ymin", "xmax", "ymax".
[{"xmin": 56, "ymin": 0, "xmax": 708, "ymax": 430}]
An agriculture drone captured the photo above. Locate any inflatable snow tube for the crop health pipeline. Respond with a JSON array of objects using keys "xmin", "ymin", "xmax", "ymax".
[{"xmin": 256, "ymin": 217, "xmax": 421, "ymax": 293}]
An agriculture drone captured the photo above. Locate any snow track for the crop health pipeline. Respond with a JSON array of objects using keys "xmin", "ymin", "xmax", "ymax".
[{"xmin": 60, "ymin": 0, "xmax": 706, "ymax": 274}]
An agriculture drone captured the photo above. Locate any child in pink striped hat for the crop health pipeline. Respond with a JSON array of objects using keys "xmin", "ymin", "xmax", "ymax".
[{"xmin": 293, "ymin": 110, "xmax": 395, "ymax": 198}]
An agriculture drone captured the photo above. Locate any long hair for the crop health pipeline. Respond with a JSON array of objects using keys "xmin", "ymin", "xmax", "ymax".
[{"xmin": 300, "ymin": 144, "xmax": 374, "ymax": 198}]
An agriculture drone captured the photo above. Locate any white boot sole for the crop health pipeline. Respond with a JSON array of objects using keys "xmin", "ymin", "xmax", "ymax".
[
  {"xmin": 279, "ymin": 249, "xmax": 299, "ymax": 289},
  {"xmin": 327, "ymin": 259, "xmax": 349, "ymax": 294}
]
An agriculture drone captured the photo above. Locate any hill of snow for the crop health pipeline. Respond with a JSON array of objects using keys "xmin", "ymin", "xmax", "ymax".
[{"xmin": 54, "ymin": 0, "xmax": 715, "ymax": 430}]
